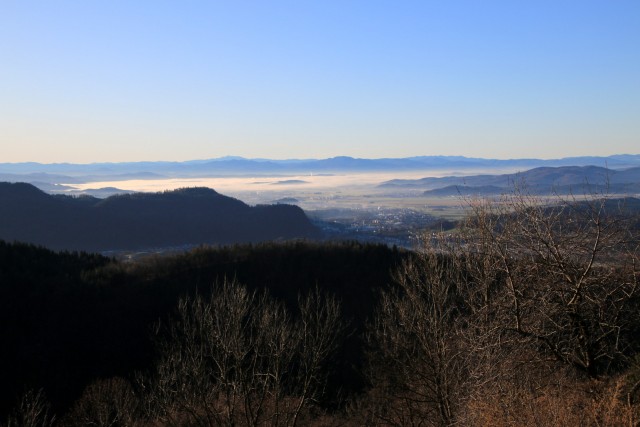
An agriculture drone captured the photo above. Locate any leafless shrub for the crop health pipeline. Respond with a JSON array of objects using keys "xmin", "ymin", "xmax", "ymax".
[
  {"xmin": 464, "ymin": 373, "xmax": 639, "ymax": 427},
  {"xmin": 62, "ymin": 377, "xmax": 139, "ymax": 427}
]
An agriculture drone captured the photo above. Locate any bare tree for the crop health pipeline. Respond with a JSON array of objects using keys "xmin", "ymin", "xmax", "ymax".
[
  {"xmin": 142, "ymin": 278, "xmax": 343, "ymax": 426},
  {"xmin": 64, "ymin": 377, "xmax": 139, "ymax": 427},
  {"xmin": 3, "ymin": 389, "xmax": 55, "ymax": 427},
  {"xmin": 366, "ymin": 238, "xmax": 470, "ymax": 426},
  {"xmin": 462, "ymin": 189, "xmax": 640, "ymax": 377},
  {"xmin": 289, "ymin": 287, "xmax": 343, "ymax": 426},
  {"xmin": 364, "ymin": 187, "xmax": 640, "ymax": 425}
]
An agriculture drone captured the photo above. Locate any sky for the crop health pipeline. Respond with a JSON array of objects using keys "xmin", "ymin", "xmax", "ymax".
[{"xmin": 1, "ymin": 1, "xmax": 639, "ymax": 163}]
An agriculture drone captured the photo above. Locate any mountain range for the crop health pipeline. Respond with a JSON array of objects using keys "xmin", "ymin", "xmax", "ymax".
[
  {"xmin": 2, "ymin": 155, "xmax": 640, "ymax": 185},
  {"xmin": 380, "ymin": 165, "xmax": 640, "ymax": 196},
  {"xmin": 0, "ymin": 183, "xmax": 320, "ymax": 252}
]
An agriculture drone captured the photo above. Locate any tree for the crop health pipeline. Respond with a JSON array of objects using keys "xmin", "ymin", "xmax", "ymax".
[
  {"xmin": 64, "ymin": 377, "xmax": 139, "ymax": 427},
  {"xmin": 142, "ymin": 278, "xmax": 343, "ymax": 426},
  {"xmin": 3, "ymin": 389, "xmax": 55, "ymax": 427},
  {"xmin": 462, "ymin": 189, "xmax": 640, "ymax": 376},
  {"xmin": 364, "ymin": 188, "xmax": 640, "ymax": 425},
  {"xmin": 366, "ymin": 239, "xmax": 470, "ymax": 426}
]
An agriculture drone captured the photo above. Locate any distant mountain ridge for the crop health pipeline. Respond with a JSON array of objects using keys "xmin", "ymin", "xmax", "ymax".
[
  {"xmin": 1, "ymin": 155, "xmax": 639, "ymax": 184},
  {"xmin": 0, "ymin": 183, "xmax": 320, "ymax": 252},
  {"xmin": 382, "ymin": 165, "xmax": 640, "ymax": 196}
]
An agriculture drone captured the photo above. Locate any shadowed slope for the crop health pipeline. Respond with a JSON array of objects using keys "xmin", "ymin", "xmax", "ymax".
[{"xmin": 0, "ymin": 183, "xmax": 320, "ymax": 251}]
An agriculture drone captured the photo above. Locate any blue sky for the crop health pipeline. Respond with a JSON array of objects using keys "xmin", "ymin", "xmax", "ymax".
[{"xmin": 1, "ymin": 1, "xmax": 639, "ymax": 163}]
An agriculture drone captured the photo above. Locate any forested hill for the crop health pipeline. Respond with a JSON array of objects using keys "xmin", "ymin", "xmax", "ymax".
[{"xmin": 0, "ymin": 182, "xmax": 320, "ymax": 252}]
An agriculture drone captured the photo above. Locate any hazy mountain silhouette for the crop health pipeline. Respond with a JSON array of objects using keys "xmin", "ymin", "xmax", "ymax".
[
  {"xmin": 2, "ymin": 155, "xmax": 640, "ymax": 184},
  {"xmin": 0, "ymin": 183, "xmax": 320, "ymax": 252},
  {"xmin": 380, "ymin": 165, "xmax": 640, "ymax": 196},
  {"xmin": 423, "ymin": 185, "xmax": 507, "ymax": 197}
]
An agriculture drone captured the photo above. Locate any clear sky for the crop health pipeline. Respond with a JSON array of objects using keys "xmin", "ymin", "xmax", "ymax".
[{"xmin": 1, "ymin": 1, "xmax": 639, "ymax": 163}]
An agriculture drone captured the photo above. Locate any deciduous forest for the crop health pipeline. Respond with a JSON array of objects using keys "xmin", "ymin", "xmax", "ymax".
[{"xmin": 2, "ymin": 192, "xmax": 640, "ymax": 426}]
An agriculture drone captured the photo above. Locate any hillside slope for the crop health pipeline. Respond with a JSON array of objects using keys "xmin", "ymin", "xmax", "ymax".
[
  {"xmin": 0, "ymin": 183, "xmax": 320, "ymax": 251},
  {"xmin": 381, "ymin": 165, "xmax": 640, "ymax": 195}
]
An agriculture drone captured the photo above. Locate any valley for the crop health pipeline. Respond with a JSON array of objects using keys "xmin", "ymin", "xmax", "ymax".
[{"xmin": 3, "ymin": 156, "xmax": 640, "ymax": 253}]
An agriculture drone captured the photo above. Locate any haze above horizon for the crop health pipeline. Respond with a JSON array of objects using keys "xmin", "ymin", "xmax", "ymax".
[{"xmin": 2, "ymin": 1, "xmax": 639, "ymax": 163}]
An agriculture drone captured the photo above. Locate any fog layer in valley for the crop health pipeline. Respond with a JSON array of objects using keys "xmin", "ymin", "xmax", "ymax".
[{"xmin": 63, "ymin": 169, "xmax": 516, "ymax": 209}]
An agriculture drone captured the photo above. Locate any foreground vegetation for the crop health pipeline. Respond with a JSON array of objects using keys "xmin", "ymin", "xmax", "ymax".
[{"xmin": 2, "ymin": 192, "xmax": 640, "ymax": 426}]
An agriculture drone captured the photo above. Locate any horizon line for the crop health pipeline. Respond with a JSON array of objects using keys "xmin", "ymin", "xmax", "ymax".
[{"xmin": 2, "ymin": 153, "xmax": 639, "ymax": 166}]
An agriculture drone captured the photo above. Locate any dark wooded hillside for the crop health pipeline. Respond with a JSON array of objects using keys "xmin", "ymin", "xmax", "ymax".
[
  {"xmin": 0, "ymin": 240, "xmax": 404, "ymax": 420},
  {"xmin": 3, "ymin": 192, "xmax": 640, "ymax": 425},
  {"xmin": 0, "ymin": 183, "xmax": 320, "ymax": 252}
]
